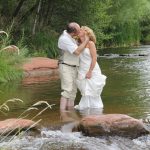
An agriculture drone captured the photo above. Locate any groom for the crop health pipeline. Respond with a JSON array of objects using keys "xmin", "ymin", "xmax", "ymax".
[{"xmin": 58, "ymin": 22, "xmax": 89, "ymax": 111}]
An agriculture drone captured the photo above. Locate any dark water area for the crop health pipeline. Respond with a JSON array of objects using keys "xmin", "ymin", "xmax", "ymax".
[{"xmin": 0, "ymin": 45, "xmax": 150, "ymax": 149}]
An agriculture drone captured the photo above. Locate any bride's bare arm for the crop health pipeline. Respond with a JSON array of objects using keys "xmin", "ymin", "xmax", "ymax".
[{"xmin": 86, "ymin": 41, "xmax": 97, "ymax": 79}]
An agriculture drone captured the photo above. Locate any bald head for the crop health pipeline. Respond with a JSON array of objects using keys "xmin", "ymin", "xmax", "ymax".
[{"xmin": 66, "ymin": 22, "xmax": 80, "ymax": 35}]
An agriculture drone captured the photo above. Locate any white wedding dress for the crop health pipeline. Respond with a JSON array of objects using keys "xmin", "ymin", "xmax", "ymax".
[{"xmin": 75, "ymin": 48, "xmax": 106, "ymax": 110}]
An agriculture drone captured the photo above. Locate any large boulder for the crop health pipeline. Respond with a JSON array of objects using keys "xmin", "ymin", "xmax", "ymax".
[
  {"xmin": 22, "ymin": 57, "xmax": 59, "ymax": 78},
  {"xmin": 0, "ymin": 118, "xmax": 37, "ymax": 135},
  {"xmin": 73, "ymin": 114, "xmax": 150, "ymax": 138}
]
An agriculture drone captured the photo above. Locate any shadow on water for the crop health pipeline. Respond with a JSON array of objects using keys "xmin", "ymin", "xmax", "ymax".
[{"xmin": 0, "ymin": 45, "xmax": 150, "ymax": 149}]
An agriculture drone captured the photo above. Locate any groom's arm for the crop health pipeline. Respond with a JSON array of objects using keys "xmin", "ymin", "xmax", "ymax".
[{"xmin": 58, "ymin": 35, "xmax": 89, "ymax": 56}]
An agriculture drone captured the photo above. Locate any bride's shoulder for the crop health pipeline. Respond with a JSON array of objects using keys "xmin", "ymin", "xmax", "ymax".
[
  {"xmin": 89, "ymin": 41, "xmax": 95, "ymax": 46},
  {"xmin": 86, "ymin": 41, "xmax": 95, "ymax": 48},
  {"xmin": 88, "ymin": 41, "xmax": 96, "ymax": 49}
]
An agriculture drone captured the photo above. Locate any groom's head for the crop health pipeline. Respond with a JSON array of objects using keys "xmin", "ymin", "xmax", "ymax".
[{"xmin": 66, "ymin": 22, "xmax": 80, "ymax": 36}]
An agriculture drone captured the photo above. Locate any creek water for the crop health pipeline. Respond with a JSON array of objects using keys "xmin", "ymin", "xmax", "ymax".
[{"xmin": 0, "ymin": 45, "xmax": 150, "ymax": 149}]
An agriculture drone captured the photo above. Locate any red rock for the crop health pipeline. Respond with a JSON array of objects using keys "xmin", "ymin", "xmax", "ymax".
[
  {"xmin": 22, "ymin": 74, "xmax": 59, "ymax": 84},
  {"xmin": 0, "ymin": 118, "xmax": 37, "ymax": 135},
  {"xmin": 74, "ymin": 114, "xmax": 149, "ymax": 138},
  {"xmin": 23, "ymin": 57, "xmax": 58, "ymax": 71}
]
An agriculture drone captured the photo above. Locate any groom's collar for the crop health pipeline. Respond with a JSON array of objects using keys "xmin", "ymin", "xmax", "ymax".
[{"xmin": 63, "ymin": 30, "xmax": 73, "ymax": 39}]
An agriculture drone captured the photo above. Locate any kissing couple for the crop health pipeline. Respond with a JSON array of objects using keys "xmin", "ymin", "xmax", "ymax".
[{"xmin": 58, "ymin": 22, "xmax": 106, "ymax": 112}]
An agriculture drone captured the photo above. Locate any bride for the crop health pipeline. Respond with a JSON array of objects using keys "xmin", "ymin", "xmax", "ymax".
[{"xmin": 75, "ymin": 26, "xmax": 106, "ymax": 110}]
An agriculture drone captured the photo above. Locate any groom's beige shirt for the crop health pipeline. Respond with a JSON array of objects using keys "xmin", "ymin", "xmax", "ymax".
[
  {"xmin": 58, "ymin": 30, "xmax": 79, "ymax": 100},
  {"xmin": 58, "ymin": 30, "xmax": 79, "ymax": 66}
]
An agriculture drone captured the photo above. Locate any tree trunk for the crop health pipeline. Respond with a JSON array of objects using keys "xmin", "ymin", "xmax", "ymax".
[
  {"xmin": 19, "ymin": 1, "xmax": 39, "ymax": 25},
  {"xmin": 39, "ymin": 0, "xmax": 47, "ymax": 27},
  {"xmin": 12, "ymin": 0, "xmax": 27, "ymax": 18},
  {"xmin": 46, "ymin": 3, "xmax": 54, "ymax": 26},
  {"xmin": 45, "ymin": 0, "xmax": 53, "ymax": 25},
  {"xmin": 32, "ymin": 0, "xmax": 42, "ymax": 35}
]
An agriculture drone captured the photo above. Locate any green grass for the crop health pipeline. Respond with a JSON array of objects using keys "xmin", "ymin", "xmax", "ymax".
[
  {"xmin": 0, "ymin": 29, "xmax": 28, "ymax": 83},
  {"xmin": 28, "ymin": 30, "xmax": 59, "ymax": 59},
  {"xmin": 0, "ymin": 59, "xmax": 22, "ymax": 83}
]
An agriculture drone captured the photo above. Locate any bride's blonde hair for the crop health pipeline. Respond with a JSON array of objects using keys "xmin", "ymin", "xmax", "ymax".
[{"xmin": 81, "ymin": 26, "xmax": 96, "ymax": 44}]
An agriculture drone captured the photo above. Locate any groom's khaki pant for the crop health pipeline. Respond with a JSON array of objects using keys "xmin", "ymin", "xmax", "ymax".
[{"xmin": 59, "ymin": 64, "xmax": 78, "ymax": 101}]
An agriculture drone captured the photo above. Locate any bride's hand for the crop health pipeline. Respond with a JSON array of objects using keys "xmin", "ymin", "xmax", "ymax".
[
  {"xmin": 85, "ymin": 34, "xmax": 89, "ymax": 42},
  {"xmin": 86, "ymin": 71, "xmax": 92, "ymax": 79}
]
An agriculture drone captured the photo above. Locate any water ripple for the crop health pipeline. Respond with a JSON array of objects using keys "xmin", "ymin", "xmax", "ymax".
[{"xmin": 0, "ymin": 129, "xmax": 150, "ymax": 150}]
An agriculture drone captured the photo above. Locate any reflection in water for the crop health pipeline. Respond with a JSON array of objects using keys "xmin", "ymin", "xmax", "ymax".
[
  {"xmin": 22, "ymin": 75, "xmax": 59, "ymax": 85},
  {"xmin": 78, "ymin": 108, "xmax": 103, "ymax": 117},
  {"xmin": 60, "ymin": 110, "xmax": 79, "ymax": 133},
  {"xmin": 59, "ymin": 107, "xmax": 103, "ymax": 134},
  {"xmin": 60, "ymin": 108, "xmax": 103, "ymax": 133}
]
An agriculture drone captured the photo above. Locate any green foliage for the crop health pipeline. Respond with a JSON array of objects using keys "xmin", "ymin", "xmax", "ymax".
[
  {"xmin": 0, "ymin": 0, "xmax": 150, "ymax": 51},
  {"xmin": 0, "ymin": 57, "xmax": 22, "ymax": 83},
  {"xmin": 143, "ymin": 34, "xmax": 150, "ymax": 43},
  {"xmin": 70, "ymin": 0, "xmax": 112, "ymax": 48},
  {"xmin": 0, "ymin": 28, "xmax": 28, "ymax": 83},
  {"xmin": 107, "ymin": 0, "xmax": 150, "ymax": 46},
  {"xmin": 28, "ymin": 29, "xmax": 59, "ymax": 58},
  {"xmin": 140, "ymin": 12, "xmax": 150, "ymax": 43}
]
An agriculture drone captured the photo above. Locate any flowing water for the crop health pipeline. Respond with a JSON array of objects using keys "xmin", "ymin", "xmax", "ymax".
[{"xmin": 0, "ymin": 45, "xmax": 150, "ymax": 149}]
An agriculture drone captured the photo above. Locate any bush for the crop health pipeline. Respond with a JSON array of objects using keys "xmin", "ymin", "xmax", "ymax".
[
  {"xmin": 28, "ymin": 29, "xmax": 59, "ymax": 59},
  {"xmin": 144, "ymin": 34, "xmax": 150, "ymax": 43},
  {"xmin": 0, "ymin": 29, "xmax": 28, "ymax": 83}
]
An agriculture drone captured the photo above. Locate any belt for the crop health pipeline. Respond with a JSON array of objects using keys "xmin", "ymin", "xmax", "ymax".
[{"xmin": 59, "ymin": 62, "xmax": 77, "ymax": 67}]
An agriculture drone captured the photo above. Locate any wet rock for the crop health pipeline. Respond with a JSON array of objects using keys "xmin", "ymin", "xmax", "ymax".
[
  {"xmin": 102, "ymin": 53, "xmax": 148, "ymax": 58},
  {"xmin": 0, "ymin": 118, "xmax": 38, "ymax": 135},
  {"xmin": 73, "ymin": 114, "xmax": 150, "ymax": 138},
  {"xmin": 22, "ymin": 57, "xmax": 59, "ymax": 78}
]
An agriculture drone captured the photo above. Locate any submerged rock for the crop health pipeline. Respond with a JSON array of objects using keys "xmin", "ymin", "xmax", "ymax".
[
  {"xmin": 73, "ymin": 114, "xmax": 150, "ymax": 138},
  {"xmin": 0, "ymin": 118, "xmax": 38, "ymax": 135}
]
